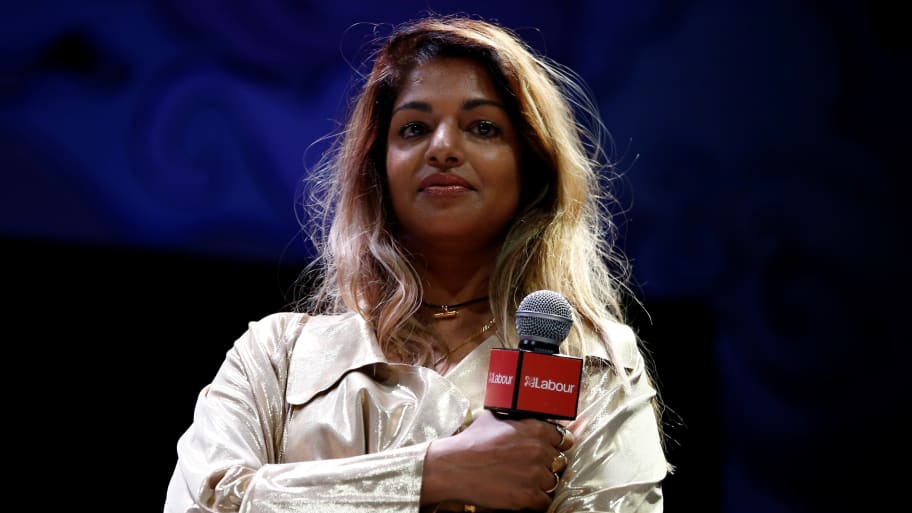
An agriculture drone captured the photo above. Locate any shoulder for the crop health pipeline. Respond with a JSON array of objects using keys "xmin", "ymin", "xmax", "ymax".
[
  {"xmin": 218, "ymin": 312, "xmax": 306, "ymax": 380},
  {"xmin": 281, "ymin": 312, "xmax": 388, "ymax": 405},
  {"xmin": 245, "ymin": 311, "xmax": 309, "ymax": 340},
  {"xmin": 236, "ymin": 310, "xmax": 368, "ymax": 356},
  {"xmin": 602, "ymin": 321, "xmax": 641, "ymax": 371},
  {"xmin": 233, "ymin": 311, "xmax": 307, "ymax": 357},
  {"xmin": 228, "ymin": 311, "xmax": 379, "ymax": 399},
  {"xmin": 579, "ymin": 319, "xmax": 641, "ymax": 371}
]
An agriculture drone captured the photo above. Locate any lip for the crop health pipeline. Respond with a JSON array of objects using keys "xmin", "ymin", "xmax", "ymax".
[{"xmin": 418, "ymin": 173, "xmax": 474, "ymax": 191}]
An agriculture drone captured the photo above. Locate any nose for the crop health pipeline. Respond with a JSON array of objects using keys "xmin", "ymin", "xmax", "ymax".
[{"xmin": 425, "ymin": 122, "xmax": 464, "ymax": 169}]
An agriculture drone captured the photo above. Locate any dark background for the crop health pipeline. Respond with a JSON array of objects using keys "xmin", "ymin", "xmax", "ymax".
[{"xmin": 3, "ymin": 1, "xmax": 905, "ymax": 512}]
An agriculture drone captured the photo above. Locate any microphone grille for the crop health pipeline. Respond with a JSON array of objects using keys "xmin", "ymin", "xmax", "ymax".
[{"xmin": 515, "ymin": 290, "xmax": 574, "ymax": 345}]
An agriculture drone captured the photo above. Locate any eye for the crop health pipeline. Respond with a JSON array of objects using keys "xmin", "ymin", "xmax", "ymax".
[
  {"xmin": 397, "ymin": 122, "xmax": 428, "ymax": 139},
  {"xmin": 470, "ymin": 120, "xmax": 500, "ymax": 138}
]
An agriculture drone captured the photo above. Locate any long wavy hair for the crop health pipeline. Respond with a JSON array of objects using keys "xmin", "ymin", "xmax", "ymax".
[{"xmin": 298, "ymin": 15, "xmax": 639, "ymax": 374}]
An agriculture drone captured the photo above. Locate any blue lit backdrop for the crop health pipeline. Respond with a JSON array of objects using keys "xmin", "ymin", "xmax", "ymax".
[{"xmin": 2, "ymin": 2, "xmax": 903, "ymax": 512}]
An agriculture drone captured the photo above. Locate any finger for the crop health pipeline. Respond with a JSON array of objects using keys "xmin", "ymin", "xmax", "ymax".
[
  {"xmin": 543, "ymin": 471, "xmax": 560, "ymax": 494},
  {"xmin": 549, "ymin": 451, "xmax": 568, "ymax": 474},
  {"xmin": 551, "ymin": 422, "xmax": 575, "ymax": 451}
]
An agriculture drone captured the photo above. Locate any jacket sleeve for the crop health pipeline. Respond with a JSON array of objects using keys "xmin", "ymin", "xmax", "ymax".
[
  {"xmin": 550, "ymin": 326, "xmax": 669, "ymax": 512},
  {"xmin": 163, "ymin": 313, "xmax": 429, "ymax": 513}
]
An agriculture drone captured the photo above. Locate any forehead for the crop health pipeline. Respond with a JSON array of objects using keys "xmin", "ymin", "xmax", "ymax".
[{"xmin": 395, "ymin": 57, "xmax": 502, "ymax": 104}]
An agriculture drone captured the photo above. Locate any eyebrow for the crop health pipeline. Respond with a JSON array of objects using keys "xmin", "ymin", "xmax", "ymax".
[{"xmin": 392, "ymin": 98, "xmax": 506, "ymax": 115}]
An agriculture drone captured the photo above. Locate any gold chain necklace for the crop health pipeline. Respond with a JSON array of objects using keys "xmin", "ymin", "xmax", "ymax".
[{"xmin": 432, "ymin": 317, "xmax": 496, "ymax": 367}]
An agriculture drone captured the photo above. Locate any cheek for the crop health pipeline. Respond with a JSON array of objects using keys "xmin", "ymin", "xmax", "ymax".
[
  {"xmin": 491, "ymin": 151, "xmax": 522, "ymax": 199},
  {"xmin": 385, "ymin": 145, "xmax": 416, "ymax": 179},
  {"xmin": 385, "ymin": 150, "xmax": 412, "ymax": 211}
]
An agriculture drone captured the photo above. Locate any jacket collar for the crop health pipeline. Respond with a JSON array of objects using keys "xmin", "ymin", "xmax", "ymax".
[
  {"xmin": 284, "ymin": 312, "xmax": 637, "ymax": 405},
  {"xmin": 285, "ymin": 312, "xmax": 389, "ymax": 405}
]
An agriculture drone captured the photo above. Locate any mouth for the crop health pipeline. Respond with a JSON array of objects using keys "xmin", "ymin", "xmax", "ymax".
[{"xmin": 418, "ymin": 173, "xmax": 474, "ymax": 192}]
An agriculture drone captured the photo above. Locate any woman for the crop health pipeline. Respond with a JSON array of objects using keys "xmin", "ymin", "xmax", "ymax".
[{"xmin": 165, "ymin": 15, "xmax": 668, "ymax": 513}]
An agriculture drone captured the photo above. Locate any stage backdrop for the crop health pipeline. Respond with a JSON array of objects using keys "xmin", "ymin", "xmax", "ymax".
[{"xmin": 3, "ymin": 2, "xmax": 904, "ymax": 512}]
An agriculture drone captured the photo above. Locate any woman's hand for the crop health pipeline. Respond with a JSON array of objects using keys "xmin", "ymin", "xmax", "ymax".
[{"xmin": 421, "ymin": 410, "xmax": 576, "ymax": 511}]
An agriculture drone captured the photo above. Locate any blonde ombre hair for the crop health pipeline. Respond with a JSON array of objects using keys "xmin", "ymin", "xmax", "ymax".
[{"xmin": 299, "ymin": 15, "xmax": 637, "ymax": 371}]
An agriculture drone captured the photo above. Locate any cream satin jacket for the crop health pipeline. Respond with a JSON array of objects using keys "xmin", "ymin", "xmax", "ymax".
[{"xmin": 164, "ymin": 312, "xmax": 667, "ymax": 512}]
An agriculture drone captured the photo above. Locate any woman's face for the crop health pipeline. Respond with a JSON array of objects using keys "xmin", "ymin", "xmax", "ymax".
[{"xmin": 386, "ymin": 57, "xmax": 521, "ymax": 250}]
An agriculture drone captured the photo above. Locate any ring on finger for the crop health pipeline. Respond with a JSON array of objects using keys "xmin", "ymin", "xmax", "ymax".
[
  {"xmin": 544, "ymin": 472, "xmax": 560, "ymax": 494},
  {"xmin": 554, "ymin": 423, "xmax": 568, "ymax": 448},
  {"xmin": 550, "ymin": 451, "xmax": 568, "ymax": 473}
]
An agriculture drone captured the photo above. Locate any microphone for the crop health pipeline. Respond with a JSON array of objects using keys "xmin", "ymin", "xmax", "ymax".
[{"xmin": 484, "ymin": 290, "xmax": 584, "ymax": 420}]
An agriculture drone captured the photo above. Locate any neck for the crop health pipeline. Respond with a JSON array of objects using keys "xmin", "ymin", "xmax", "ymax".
[
  {"xmin": 409, "ymin": 247, "xmax": 497, "ymax": 305},
  {"xmin": 402, "ymin": 232, "xmax": 501, "ymax": 274}
]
